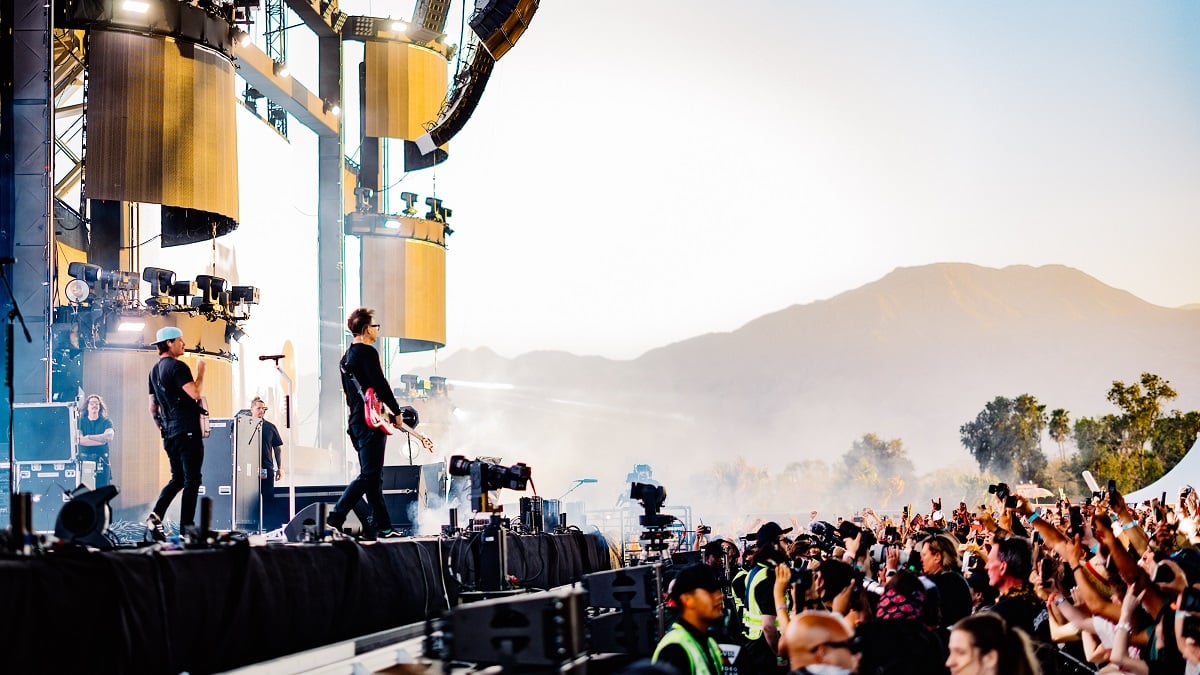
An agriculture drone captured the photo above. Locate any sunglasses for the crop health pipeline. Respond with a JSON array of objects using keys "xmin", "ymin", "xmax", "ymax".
[{"xmin": 814, "ymin": 636, "xmax": 863, "ymax": 654}]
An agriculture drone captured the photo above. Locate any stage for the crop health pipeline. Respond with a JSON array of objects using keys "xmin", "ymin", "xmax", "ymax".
[{"xmin": 0, "ymin": 531, "xmax": 613, "ymax": 674}]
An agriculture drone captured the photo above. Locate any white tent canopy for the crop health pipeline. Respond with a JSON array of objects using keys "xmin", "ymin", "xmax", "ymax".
[{"xmin": 1125, "ymin": 438, "xmax": 1200, "ymax": 504}]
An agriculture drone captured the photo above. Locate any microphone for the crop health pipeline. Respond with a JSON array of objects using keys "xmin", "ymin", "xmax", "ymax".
[
  {"xmin": 258, "ymin": 354, "xmax": 285, "ymax": 361},
  {"xmin": 577, "ymin": 478, "xmax": 598, "ymax": 484}
]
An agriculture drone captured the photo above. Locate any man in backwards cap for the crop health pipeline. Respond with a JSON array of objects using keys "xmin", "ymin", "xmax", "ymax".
[
  {"xmin": 146, "ymin": 326, "xmax": 206, "ymax": 541},
  {"xmin": 735, "ymin": 521, "xmax": 793, "ymax": 673},
  {"xmin": 653, "ymin": 564, "xmax": 727, "ymax": 675}
]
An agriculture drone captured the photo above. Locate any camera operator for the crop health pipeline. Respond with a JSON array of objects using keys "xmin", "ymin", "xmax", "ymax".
[
  {"xmin": 734, "ymin": 521, "xmax": 792, "ymax": 674},
  {"xmin": 703, "ymin": 539, "xmax": 745, "ymax": 644}
]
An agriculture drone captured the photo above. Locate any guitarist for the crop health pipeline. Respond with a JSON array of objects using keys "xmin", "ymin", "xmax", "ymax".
[
  {"xmin": 327, "ymin": 307, "xmax": 418, "ymax": 539},
  {"xmin": 147, "ymin": 326, "xmax": 207, "ymax": 541}
]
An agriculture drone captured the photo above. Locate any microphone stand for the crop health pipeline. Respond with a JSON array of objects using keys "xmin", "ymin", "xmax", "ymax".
[
  {"xmin": 559, "ymin": 479, "xmax": 592, "ymax": 501},
  {"xmin": 259, "ymin": 355, "xmax": 295, "ymax": 519},
  {"xmin": 0, "ymin": 259, "xmax": 32, "ymax": 525}
]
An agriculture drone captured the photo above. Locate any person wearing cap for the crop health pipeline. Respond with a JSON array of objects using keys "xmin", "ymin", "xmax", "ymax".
[
  {"xmin": 734, "ymin": 521, "xmax": 792, "ymax": 673},
  {"xmin": 652, "ymin": 564, "xmax": 727, "ymax": 675},
  {"xmin": 146, "ymin": 325, "xmax": 207, "ymax": 540},
  {"xmin": 327, "ymin": 307, "xmax": 418, "ymax": 539},
  {"xmin": 701, "ymin": 539, "xmax": 743, "ymax": 642},
  {"xmin": 782, "ymin": 610, "xmax": 861, "ymax": 674}
]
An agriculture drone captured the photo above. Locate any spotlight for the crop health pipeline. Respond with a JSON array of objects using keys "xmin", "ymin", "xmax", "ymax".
[
  {"xmin": 390, "ymin": 19, "xmax": 407, "ymax": 32},
  {"xmin": 122, "ymin": 0, "xmax": 150, "ymax": 13},
  {"xmin": 273, "ymin": 60, "xmax": 289, "ymax": 78},
  {"xmin": 230, "ymin": 285, "xmax": 260, "ymax": 304},
  {"xmin": 143, "ymin": 266, "xmax": 176, "ymax": 300},
  {"xmin": 324, "ymin": 100, "xmax": 341, "ymax": 117},
  {"xmin": 116, "ymin": 320, "xmax": 145, "ymax": 332},
  {"xmin": 232, "ymin": 28, "xmax": 251, "ymax": 47},
  {"xmin": 65, "ymin": 279, "xmax": 90, "ymax": 304},
  {"xmin": 67, "ymin": 261, "xmax": 103, "ymax": 283},
  {"xmin": 225, "ymin": 323, "xmax": 247, "ymax": 343},
  {"xmin": 194, "ymin": 275, "xmax": 227, "ymax": 305},
  {"xmin": 384, "ymin": 219, "xmax": 402, "ymax": 230},
  {"xmin": 169, "ymin": 280, "xmax": 198, "ymax": 302}
]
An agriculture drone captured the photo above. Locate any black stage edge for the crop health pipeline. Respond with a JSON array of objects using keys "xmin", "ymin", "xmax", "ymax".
[{"xmin": 0, "ymin": 532, "xmax": 611, "ymax": 674}]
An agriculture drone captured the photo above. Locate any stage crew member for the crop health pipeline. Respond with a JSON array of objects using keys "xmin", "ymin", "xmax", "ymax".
[
  {"xmin": 251, "ymin": 396, "xmax": 285, "ymax": 529},
  {"xmin": 653, "ymin": 564, "xmax": 728, "ymax": 675},
  {"xmin": 146, "ymin": 326, "xmax": 206, "ymax": 541}
]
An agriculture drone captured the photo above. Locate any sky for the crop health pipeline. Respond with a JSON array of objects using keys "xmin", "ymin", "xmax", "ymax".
[{"xmin": 236, "ymin": 1, "xmax": 1200, "ymax": 363}]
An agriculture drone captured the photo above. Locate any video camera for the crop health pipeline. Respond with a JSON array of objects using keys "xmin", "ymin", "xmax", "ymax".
[
  {"xmin": 448, "ymin": 455, "xmax": 532, "ymax": 512},
  {"xmin": 988, "ymin": 482, "xmax": 1017, "ymax": 509}
]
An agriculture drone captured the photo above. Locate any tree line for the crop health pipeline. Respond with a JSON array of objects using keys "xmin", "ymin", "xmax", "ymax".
[
  {"xmin": 702, "ymin": 372, "xmax": 1199, "ymax": 519},
  {"xmin": 958, "ymin": 372, "xmax": 1200, "ymax": 494}
]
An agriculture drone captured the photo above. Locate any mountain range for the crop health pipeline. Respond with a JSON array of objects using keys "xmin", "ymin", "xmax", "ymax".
[{"xmin": 420, "ymin": 264, "xmax": 1200, "ymax": 501}]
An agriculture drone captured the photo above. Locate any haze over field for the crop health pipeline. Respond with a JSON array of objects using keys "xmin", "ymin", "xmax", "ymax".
[{"xmin": 416, "ymin": 263, "xmax": 1200, "ymax": 519}]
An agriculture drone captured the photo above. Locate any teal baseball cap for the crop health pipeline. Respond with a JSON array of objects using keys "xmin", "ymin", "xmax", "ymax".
[{"xmin": 155, "ymin": 326, "xmax": 183, "ymax": 343}]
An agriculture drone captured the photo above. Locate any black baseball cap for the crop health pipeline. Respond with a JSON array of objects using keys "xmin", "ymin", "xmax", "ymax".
[
  {"xmin": 754, "ymin": 521, "xmax": 793, "ymax": 546},
  {"xmin": 669, "ymin": 564, "xmax": 723, "ymax": 601}
]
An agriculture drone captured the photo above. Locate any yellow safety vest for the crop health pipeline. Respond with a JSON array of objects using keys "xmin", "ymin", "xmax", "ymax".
[
  {"xmin": 742, "ymin": 563, "xmax": 770, "ymax": 641},
  {"xmin": 652, "ymin": 621, "xmax": 725, "ymax": 675}
]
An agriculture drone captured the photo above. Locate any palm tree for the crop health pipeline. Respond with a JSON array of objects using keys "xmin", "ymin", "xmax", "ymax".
[{"xmin": 1049, "ymin": 408, "xmax": 1070, "ymax": 461}]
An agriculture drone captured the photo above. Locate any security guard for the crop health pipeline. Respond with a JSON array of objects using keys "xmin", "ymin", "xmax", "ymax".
[
  {"xmin": 736, "ymin": 521, "xmax": 791, "ymax": 673},
  {"xmin": 653, "ymin": 564, "xmax": 726, "ymax": 675}
]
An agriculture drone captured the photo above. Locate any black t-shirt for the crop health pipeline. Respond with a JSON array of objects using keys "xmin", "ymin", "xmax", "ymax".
[
  {"xmin": 929, "ymin": 570, "xmax": 973, "ymax": 627},
  {"xmin": 340, "ymin": 343, "xmax": 401, "ymax": 428},
  {"xmin": 78, "ymin": 415, "xmax": 113, "ymax": 457},
  {"xmin": 148, "ymin": 357, "xmax": 203, "ymax": 438},
  {"xmin": 260, "ymin": 419, "xmax": 283, "ymax": 470}
]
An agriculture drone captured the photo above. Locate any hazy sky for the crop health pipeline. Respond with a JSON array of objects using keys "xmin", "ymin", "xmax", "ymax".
[{"xmin": 312, "ymin": 1, "xmax": 1200, "ymax": 361}]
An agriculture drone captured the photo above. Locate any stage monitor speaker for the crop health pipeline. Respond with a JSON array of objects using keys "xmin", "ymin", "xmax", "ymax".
[
  {"xmin": 283, "ymin": 502, "xmax": 365, "ymax": 542},
  {"xmin": 444, "ymin": 587, "xmax": 585, "ymax": 667},
  {"xmin": 583, "ymin": 564, "xmax": 663, "ymax": 610},
  {"xmin": 586, "ymin": 608, "xmax": 663, "ymax": 657}
]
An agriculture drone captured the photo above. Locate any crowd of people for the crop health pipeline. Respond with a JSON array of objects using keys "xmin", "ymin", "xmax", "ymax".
[{"xmin": 648, "ymin": 483, "xmax": 1200, "ymax": 675}]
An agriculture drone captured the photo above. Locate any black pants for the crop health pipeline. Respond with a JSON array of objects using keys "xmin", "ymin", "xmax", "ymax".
[
  {"xmin": 152, "ymin": 433, "xmax": 204, "ymax": 525},
  {"xmin": 330, "ymin": 424, "xmax": 391, "ymax": 531}
]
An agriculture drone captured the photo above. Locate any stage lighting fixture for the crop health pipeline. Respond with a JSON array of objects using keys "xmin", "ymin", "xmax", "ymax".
[
  {"xmin": 64, "ymin": 279, "xmax": 91, "ymax": 304},
  {"xmin": 67, "ymin": 262, "xmax": 103, "ymax": 283},
  {"xmin": 122, "ymin": 0, "xmax": 150, "ymax": 13},
  {"xmin": 194, "ymin": 275, "xmax": 226, "ymax": 304},
  {"xmin": 273, "ymin": 60, "xmax": 289, "ymax": 78},
  {"xmin": 390, "ymin": 18, "xmax": 407, "ymax": 32},
  {"xmin": 103, "ymin": 270, "xmax": 139, "ymax": 291},
  {"xmin": 117, "ymin": 320, "xmax": 145, "ymax": 332},
  {"xmin": 399, "ymin": 191, "xmax": 419, "ymax": 216},
  {"xmin": 384, "ymin": 218, "xmax": 402, "ymax": 230},
  {"xmin": 324, "ymin": 100, "xmax": 341, "ymax": 116},
  {"xmin": 143, "ymin": 267, "xmax": 176, "ymax": 300},
  {"xmin": 225, "ymin": 324, "xmax": 247, "ymax": 342},
  {"xmin": 232, "ymin": 28, "xmax": 251, "ymax": 47},
  {"xmin": 169, "ymin": 280, "xmax": 198, "ymax": 302},
  {"xmin": 55, "ymin": 485, "xmax": 119, "ymax": 550},
  {"xmin": 230, "ymin": 285, "xmax": 260, "ymax": 304},
  {"xmin": 268, "ymin": 108, "xmax": 287, "ymax": 123}
]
